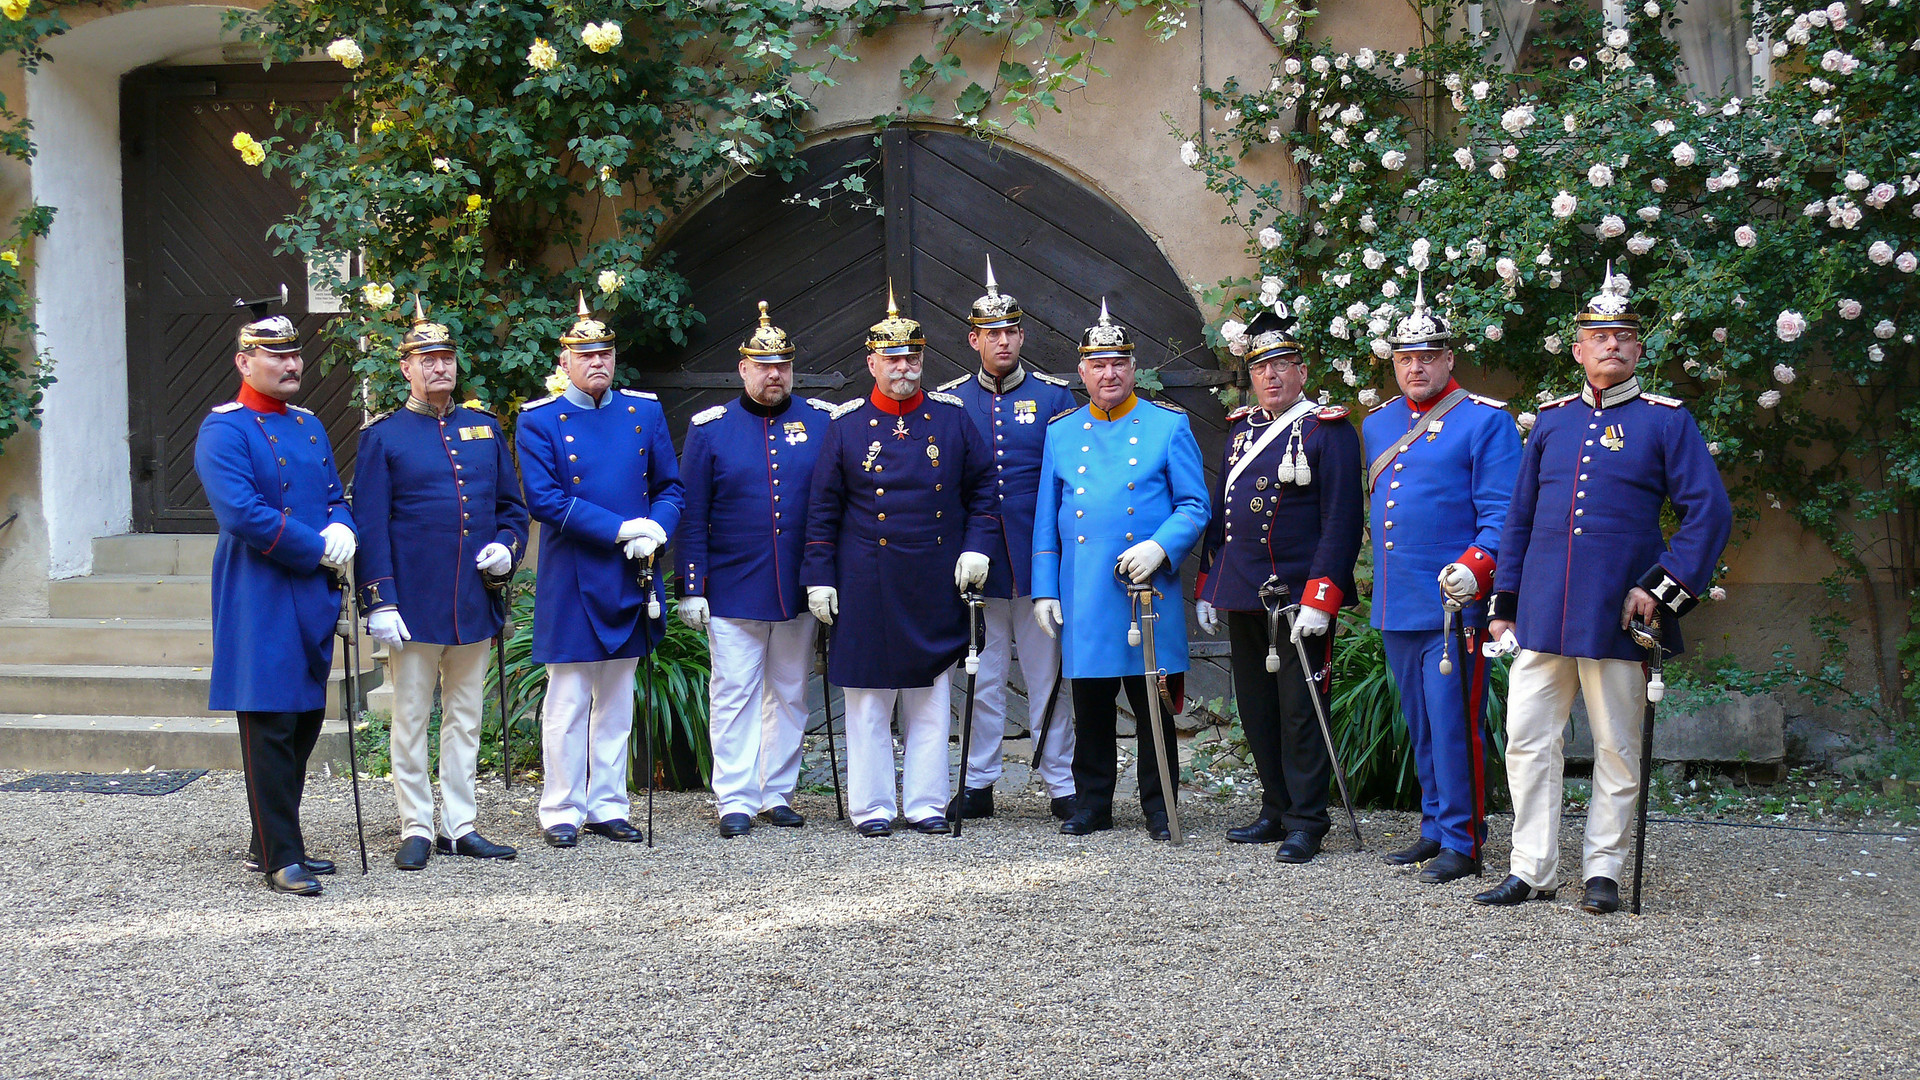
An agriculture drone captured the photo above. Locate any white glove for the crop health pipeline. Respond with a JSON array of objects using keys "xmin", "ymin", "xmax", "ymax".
[
  {"xmin": 623, "ymin": 535, "xmax": 660, "ymax": 560},
  {"xmin": 1290, "ymin": 606, "xmax": 1331, "ymax": 643},
  {"xmin": 955, "ymin": 551, "xmax": 991, "ymax": 592},
  {"xmin": 1116, "ymin": 539, "xmax": 1166, "ymax": 585},
  {"xmin": 679, "ymin": 596, "xmax": 710, "ymax": 633},
  {"xmin": 1482, "ymin": 628, "xmax": 1520, "ymax": 658},
  {"xmin": 615, "ymin": 517, "xmax": 657, "ymax": 543},
  {"xmin": 1034, "ymin": 598, "xmax": 1062, "ymax": 639},
  {"xmin": 318, "ymin": 522, "xmax": 356, "ymax": 570},
  {"xmin": 1438, "ymin": 562, "xmax": 1480, "ymax": 604},
  {"xmin": 807, "ymin": 586, "xmax": 838, "ymax": 626},
  {"xmin": 1195, "ymin": 599, "xmax": 1219, "ymax": 636},
  {"xmin": 475, "ymin": 542, "xmax": 513, "ymax": 577},
  {"xmin": 367, "ymin": 608, "xmax": 410, "ymax": 650}
]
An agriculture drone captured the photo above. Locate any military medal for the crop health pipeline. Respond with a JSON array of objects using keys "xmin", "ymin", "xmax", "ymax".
[
  {"xmin": 783, "ymin": 421, "xmax": 808, "ymax": 445},
  {"xmin": 862, "ymin": 440, "xmax": 882, "ymax": 471},
  {"xmin": 1250, "ymin": 497, "xmax": 1264, "ymax": 511},
  {"xmin": 927, "ymin": 443, "xmax": 940, "ymax": 464},
  {"xmin": 892, "ymin": 416, "xmax": 910, "ymax": 440},
  {"xmin": 1015, "ymin": 400, "xmax": 1037, "ymax": 424},
  {"xmin": 1426, "ymin": 419, "xmax": 1444, "ymax": 443},
  {"xmin": 1602, "ymin": 424, "xmax": 1625, "ymax": 451},
  {"xmin": 1255, "ymin": 475, "xmax": 1269, "ymax": 491}
]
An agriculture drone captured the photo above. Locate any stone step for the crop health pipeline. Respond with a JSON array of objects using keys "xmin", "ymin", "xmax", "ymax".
[
  {"xmin": 0, "ymin": 714, "xmax": 351, "ymax": 774},
  {"xmin": 0, "ymin": 618, "xmax": 362, "ymax": 670},
  {"xmin": 48, "ymin": 574, "xmax": 212, "ymax": 620},
  {"xmin": 0, "ymin": 664, "xmax": 381, "ymax": 719},
  {"xmin": 90, "ymin": 533, "xmax": 218, "ymax": 576}
]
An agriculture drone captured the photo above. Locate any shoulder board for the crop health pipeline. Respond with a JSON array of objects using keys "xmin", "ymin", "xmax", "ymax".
[
  {"xmin": 1226, "ymin": 405, "xmax": 1253, "ymax": 422},
  {"xmin": 804, "ymin": 397, "xmax": 838, "ymax": 413},
  {"xmin": 360, "ymin": 409, "xmax": 394, "ymax": 430},
  {"xmin": 287, "ymin": 404, "xmax": 317, "ymax": 416},
  {"xmin": 1149, "ymin": 398, "xmax": 1186, "ymax": 415},
  {"xmin": 1314, "ymin": 405, "xmax": 1350, "ymax": 422},
  {"xmin": 1048, "ymin": 406, "xmax": 1080, "ymax": 423},
  {"xmin": 926, "ymin": 391, "xmax": 964, "ymax": 408},
  {"xmin": 1468, "ymin": 392, "xmax": 1507, "ymax": 409},
  {"xmin": 1642, "ymin": 392, "xmax": 1683, "ymax": 408},
  {"xmin": 690, "ymin": 404, "xmax": 727, "ymax": 427},
  {"xmin": 829, "ymin": 398, "xmax": 865, "ymax": 420},
  {"xmin": 618, "ymin": 388, "xmax": 658, "ymax": 400},
  {"xmin": 935, "ymin": 374, "xmax": 971, "ymax": 392},
  {"xmin": 463, "ymin": 405, "xmax": 498, "ymax": 418},
  {"xmin": 1540, "ymin": 393, "xmax": 1580, "ymax": 410},
  {"xmin": 520, "ymin": 394, "xmax": 559, "ymax": 411},
  {"xmin": 1032, "ymin": 370, "xmax": 1071, "ymax": 387},
  {"xmin": 210, "ymin": 401, "xmax": 243, "ymax": 414},
  {"xmin": 1370, "ymin": 395, "xmax": 1404, "ymax": 413}
]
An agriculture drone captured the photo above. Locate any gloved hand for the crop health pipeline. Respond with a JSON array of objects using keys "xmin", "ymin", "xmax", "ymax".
[
  {"xmin": 1290, "ymin": 606, "xmax": 1331, "ymax": 643},
  {"xmin": 1115, "ymin": 539, "xmax": 1166, "ymax": 585},
  {"xmin": 623, "ymin": 535, "xmax": 660, "ymax": 561},
  {"xmin": 679, "ymin": 596, "xmax": 710, "ymax": 633},
  {"xmin": 1438, "ymin": 562, "xmax": 1480, "ymax": 604},
  {"xmin": 1195, "ymin": 599, "xmax": 1219, "ymax": 636},
  {"xmin": 1034, "ymin": 598, "xmax": 1062, "ymax": 639},
  {"xmin": 615, "ymin": 517, "xmax": 665, "ymax": 544},
  {"xmin": 318, "ymin": 522, "xmax": 356, "ymax": 571},
  {"xmin": 1482, "ymin": 627, "xmax": 1520, "ymax": 658},
  {"xmin": 475, "ymin": 542, "xmax": 513, "ymax": 577},
  {"xmin": 955, "ymin": 551, "xmax": 991, "ymax": 592},
  {"xmin": 807, "ymin": 586, "xmax": 838, "ymax": 626},
  {"xmin": 367, "ymin": 608, "xmax": 410, "ymax": 650}
]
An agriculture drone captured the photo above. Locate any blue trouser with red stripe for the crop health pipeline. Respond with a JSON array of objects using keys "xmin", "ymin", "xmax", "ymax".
[{"xmin": 1383, "ymin": 628, "xmax": 1488, "ymax": 858}]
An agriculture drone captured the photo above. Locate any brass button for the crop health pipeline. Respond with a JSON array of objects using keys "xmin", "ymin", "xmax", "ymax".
[
  {"xmin": 1125, "ymin": 533, "xmax": 1133, "ymax": 541},
  {"xmin": 572, "ymin": 477, "xmax": 581, "ymax": 484},
  {"xmin": 877, "ymin": 513, "xmax": 886, "ymax": 521},
  {"xmin": 876, "ymin": 488, "xmax": 885, "ymax": 496}
]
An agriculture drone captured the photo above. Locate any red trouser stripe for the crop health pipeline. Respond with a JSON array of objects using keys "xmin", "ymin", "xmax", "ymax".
[{"xmin": 1466, "ymin": 634, "xmax": 1489, "ymax": 860}]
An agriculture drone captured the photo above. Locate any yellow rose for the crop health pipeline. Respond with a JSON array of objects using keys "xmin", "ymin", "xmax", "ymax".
[
  {"xmin": 466, "ymin": 194, "xmax": 483, "ymax": 212},
  {"xmin": 369, "ymin": 118, "xmax": 394, "ymax": 135},
  {"xmin": 231, "ymin": 132, "xmax": 266, "ymax": 167},
  {"xmin": 1, "ymin": 0, "xmax": 31, "ymax": 22},
  {"xmin": 527, "ymin": 38, "xmax": 558, "ymax": 72},
  {"xmin": 0, "ymin": 251, "xmax": 17, "ymax": 266}
]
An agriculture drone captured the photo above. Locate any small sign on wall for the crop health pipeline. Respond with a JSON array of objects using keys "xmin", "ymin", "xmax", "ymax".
[{"xmin": 306, "ymin": 252, "xmax": 353, "ymax": 313}]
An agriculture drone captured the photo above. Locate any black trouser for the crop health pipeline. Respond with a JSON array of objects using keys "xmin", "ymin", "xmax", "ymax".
[
  {"xmin": 1069, "ymin": 675, "xmax": 1177, "ymax": 821},
  {"xmin": 1227, "ymin": 610, "xmax": 1333, "ymax": 834},
  {"xmin": 237, "ymin": 709, "xmax": 324, "ymax": 872}
]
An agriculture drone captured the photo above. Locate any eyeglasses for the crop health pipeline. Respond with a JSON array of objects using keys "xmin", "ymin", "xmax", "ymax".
[
  {"xmin": 1249, "ymin": 358, "xmax": 1305, "ymax": 372},
  {"xmin": 1392, "ymin": 354, "xmax": 1451, "ymax": 368}
]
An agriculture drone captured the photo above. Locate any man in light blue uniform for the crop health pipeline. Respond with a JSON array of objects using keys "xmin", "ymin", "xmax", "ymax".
[
  {"xmin": 516, "ymin": 296, "xmax": 685, "ymax": 848},
  {"xmin": 196, "ymin": 307, "xmax": 355, "ymax": 896},
  {"xmin": 677, "ymin": 303, "xmax": 833, "ymax": 838},
  {"xmin": 1361, "ymin": 283, "xmax": 1520, "ymax": 884},
  {"xmin": 935, "ymin": 260, "xmax": 1080, "ymax": 821},
  {"xmin": 1033, "ymin": 301, "xmax": 1208, "ymax": 840}
]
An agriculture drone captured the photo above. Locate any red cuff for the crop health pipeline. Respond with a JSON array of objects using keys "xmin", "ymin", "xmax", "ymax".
[
  {"xmin": 1301, "ymin": 577, "xmax": 1344, "ymax": 614},
  {"xmin": 1194, "ymin": 570, "xmax": 1209, "ymax": 599},
  {"xmin": 1459, "ymin": 546, "xmax": 1496, "ymax": 597}
]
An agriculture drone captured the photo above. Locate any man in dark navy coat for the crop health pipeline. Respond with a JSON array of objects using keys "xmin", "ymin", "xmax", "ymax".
[
  {"xmin": 516, "ymin": 297, "xmax": 685, "ymax": 848},
  {"xmin": 677, "ymin": 303, "xmax": 833, "ymax": 838},
  {"xmin": 1195, "ymin": 306, "xmax": 1363, "ymax": 864},
  {"xmin": 1476, "ymin": 269, "xmax": 1731, "ymax": 914},
  {"xmin": 354, "ymin": 299, "xmax": 528, "ymax": 870},
  {"xmin": 195, "ymin": 309, "xmax": 355, "ymax": 896},
  {"xmin": 934, "ymin": 260, "xmax": 1079, "ymax": 821},
  {"xmin": 802, "ymin": 289, "xmax": 999, "ymax": 836}
]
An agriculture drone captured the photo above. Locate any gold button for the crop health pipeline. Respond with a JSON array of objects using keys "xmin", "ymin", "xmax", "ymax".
[
  {"xmin": 876, "ymin": 488, "xmax": 885, "ymax": 496},
  {"xmin": 877, "ymin": 513, "xmax": 886, "ymax": 521},
  {"xmin": 560, "ymin": 415, "xmax": 568, "ymax": 422},
  {"xmin": 1577, "ymin": 490, "xmax": 1586, "ymax": 497},
  {"xmin": 1081, "ymin": 446, "xmax": 1090, "ymax": 452},
  {"xmin": 1125, "ymin": 533, "xmax": 1133, "ymax": 540},
  {"xmin": 1129, "ymin": 437, "xmax": 1138, "ymax": 444},
  {"xmin": 1127, "ymin": 508, "xmax": 1134, "ymax": 515},
  {"xmin": 1127, "ymin": 483, "xmax": 1135, "ymax": 490},
  {"xmin": 871, "ymin": 419, "xmax": 879, "ymax": 427},
  {"xmin": 879, "ymin": 538, "xmax": 888, "ymax": 546},
  {"xmin": 935, "ymin": 484, "xmax": 942, "ymax": 491},
  {"xmin": 629, "ymin": 406, "xmax": 636, "ymax": 413},
  {"xmin": 936, "ymin": 511, "xmax": 943, "ymax": 518},
  {"xmin": 572, "ymin": 477, "xmax": 581, "ymax": 484}
]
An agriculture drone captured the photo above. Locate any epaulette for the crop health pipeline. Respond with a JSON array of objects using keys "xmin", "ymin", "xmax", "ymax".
[
  {"xmin": 927, "ymin": 391, "xmax": 964, "ymax": 408},
  {"xmin": 360, "ymin": 409, "xmax": 394, "ymax": 430},
  {"xmin": 618, "ymin": 388, "xmax": 658, "ymax": 400},
  {"xmin": 690, "ymin": 404, "xmax": 726, "ymax": 427},
  {"xmin": 462, "ymin": 404, "xmax": 498, "ymax": 418},
  {"xmin": 1371, "ymin": 395, "xmax": 1405, "ymax": 412},
  {"xmin": 805, "ymin": 398, "xmax": 838, "ymax": 413},
  {"xmin": 1032, "ymin": 370, "xmax": 1071, "ymax": 386},
  {"xmin": 1314, "ymin": 405, "xmax": 1350, "ymax": 422},
  {"xmin": 288, "ymin": 403, "xmax": 317, "ymax": 416},
  {"xmin": 1540, "ymin": 393, "xmax": 1580, "ymax": 410},
  {"xmin": 1048, "ymin": 406, "xmax": 1080, "ymax": 423},
  {"xmin": 520, "ymin": 394, "xmax": 560, "ymax": 411},
  {"xmin": 935, "ymin": 374, "xmax": 970, "ymax": 392},
  {"xmin": 1642, "ymin": 392, "xmax": 1683, "ymax": 408},
  {"xmin": 1149, "ymin": 398, "xmax": 1186, "ymax": 414},
  {"xmin": 1227, "ymin": 405, "xmax": 1253, "ymax": 422},
  {"xmin": 210, "ymin": 401, "xmax": 243, "ymax": 414},
  {"xmin": 1468, "ymin": 392, "xmax": 1508, "ymax": 409},
  {"xmin": 829, "ymin": 398, "xmax": 865, "ymax": 420}
]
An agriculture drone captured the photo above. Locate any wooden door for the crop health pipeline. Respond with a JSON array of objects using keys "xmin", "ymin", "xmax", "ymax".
[{"xmin": 122, "ymin": 64, "xmax": 355, "ymax": 532}]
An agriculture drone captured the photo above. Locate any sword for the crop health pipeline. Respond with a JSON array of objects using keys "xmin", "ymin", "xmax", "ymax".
[
  {"xmin": 329, "ymin": 569, "xmax": 371, "ymax": 875},
  {"xmin": 1028, "ymin": 650, "xmax": 1065, "ymax": 771},
  {"xmin": 1628, "ymin": 613, "xmax": 1666, "ymax": 915},
  {"xmin": 1258, "ymin": 576, "xmax": 1364, "ymax": 852},
  {"xmin": 633, "ymin": 553, "xmax": 663, "ymax": 847},
  {"xmin": 949, "ymin": 590, "xmax": 986, "ymax": 837},
  {"xmin": 1440, "ymin": 594, "xmax": 1486, "ymax": 863},
  {"xmin": 486, "ymin": 572, "xmax": 514, "ymax": 788},
  {"xmin": 1118, "ymin": 565, "xmax": 1182, "ymax": 845},
  {"xmin": 814, "ymin": 625, "xmax": 845, "ymax": 820}
]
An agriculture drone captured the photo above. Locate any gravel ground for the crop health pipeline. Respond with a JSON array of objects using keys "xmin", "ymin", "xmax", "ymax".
[{"xmin": 1, "ymin": 768, "xmax": 1915, "ymax": 1080}]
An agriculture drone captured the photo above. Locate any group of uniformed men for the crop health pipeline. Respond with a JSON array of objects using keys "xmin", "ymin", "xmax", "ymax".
[{"xmin": 198, "ymin": 260, "xmax": 1730, "ymax": 917}]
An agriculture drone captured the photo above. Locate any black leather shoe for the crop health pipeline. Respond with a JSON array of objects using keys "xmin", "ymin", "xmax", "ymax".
[
  {"xmin": 1472, "ymin": 874, "xmax": 1557, "ymax": 906},
  {"xmin": 543, "ymin": 824, "xmax": 579, "ymax": 848},
  {"xmin": 1417, "ymin": 849, "xmax": 1483, "ymax": 884},
  {"xmin": 1580, "ymin": 876, "xmax": 1622, "ymax": 914},
  {"xmin": 856, "ymin": 819, "xmax": 893, "ymax": 838},
  {"xmin": 394, "ymin": 835, "xmax": 433, "ymax": 871},
  {"xmin": 1383, "ymin": 837, "xmax": 1443, "ymax": 866},
  {"xmin": 946, "ymin": 786, "xmax": 995, "ymax": 820},
  {"xmin": 1147, "ymin": 814, "xmax": 1173, "ymax": 842},
  {"xmin": 266, "ymin": 864, "xmax": 323, "ymax": 895},
  {"xmin": 759, "ymin": 805, "xmax": 805, "ymax": 828},
  {"xmin": 245, "ymin": 856, "xmax": 335, "ymax": 875},
  {"xmin": 719, "ymin": 813, "xmax": 753, "ymax": 838},
  {"xmin": 1059, "ymin": 810, "xmax": 1113, "ymax": 835},
  {"xmin": 1049, "ymin": 796, "xmax": 1076, "ymax": 821},
  {"xmin": 583, "ymin": 818, "xmax": 645, "ymax": 843},
  {"xmin": 438, "ymin": 832, "xmax": 517, "ymax": 860},
  {"xmin": 1226, "ymin": 817, "xmax": 1289, "ymax": 844},
  {"xmin": 1274, "ymin": 830, "xmax": 1325, "ymax": 864},
  {"xmin": 912, "ymin": 817, "xmax": 952, "ymax": 835}
]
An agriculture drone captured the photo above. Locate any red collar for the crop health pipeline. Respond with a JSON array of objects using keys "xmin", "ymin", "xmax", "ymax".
[
  {"xmin": 869, "ymin": 387, "xmax": 925, "ymax": 415},
  {"xmin": 236, "ymin": 383, "xmax": 288, "ymax": 414},
  {"xmin": 1407, "ymin": 379, "xmax": 1461, "ymax": 414}
]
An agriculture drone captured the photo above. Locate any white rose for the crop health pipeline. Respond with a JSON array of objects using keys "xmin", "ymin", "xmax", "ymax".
[
  {"xmin": 1359, "ymin": 388, "xmax": 1381, "ymax": 408},
  {"xmin": 1869, "ymin": 344, "xmax": 1885, "ymax": 362},
  {"xmin": 1564, "ymin": 113, "xmax": 1578, "ymax": 133},
  {"xmin": 1535, "ymin": 246, "xmax": 1554, "ymax": 267},
  {"xmin": 1838, "ymin": 298, "xmax": 1863, "ymax": 320},
  {"xmin": 432, "ymin": 157, "xmax": 452, "ymax": 172},
  {"xmin": 1900, "ymin": 252, "xmax": 1920, "ymax": 274},
  {"xmin": 597, "ymin": 269, "xmax": 625, "ymax": 294},
  {"xmin": 1651, "ymin": 177, "xmax": 1669, "ymax": 193},
  {"xmin": 1746, "ymin": 37, "xmax": 1760, "ymax": 56},
  {"xmin": 1485, "ymin": 325, "xmax": 1504, "ymax": 341},
  {"xmin": 1500, "ymin": 105, "xmax": 1536, "ymax": 134},
  {"xmin": 360, "ymin": 282, "xmax": 395, "ymax": 309},
  {"xmin": 1359, "ymin": 212, "xmax": 1378, "ymax": 233},
  {"xmin": 1588, "ymin": 163, "xmax": 1615, "ymax": 187},
  {"xmin": 1722, "ymin": 100, "xmax": 1741, "ymax": 117},
  {"xmin": 1707, "ymin": 442, "xmax": 1722, "ymax": 456},
  {"xmin": 1827, "ymin": 1, "xmax": 1848, "ymax": 27},
  {"xmin": 1258, "ymin": 227, "xmax": 1283, "ymax": 251},
  {"xmin": 1454, "ymin": 146, "xmax": 1475, "ymax": 170},
  {"xmin": 1381, "ymin": 150, "xmax": 1407, "ymax": 170},
  {"xmin": 1328, "ymin": 316, "xmax": 1351, "ymax": 339},
  {"xmin": 1773, "ymin": 364, "xmax": 1798, "ymax": 385},
  {"xmin": 1671, "ymin": 142, "xmax": 1696, "ymax": 166},
  {"xmin": 1497, "ymin": 256, "xmax": 1519, "ymax": 280},
  {"xmin": 1712, "ymin": 327, "xmax": 1727, "ymax": 342},
  {"xmin": 327, "ymin": 38, "xmax": 364, "ymax": 70},
  {"xmin": 1551, "ymin": 190, "xmax": 1578, "ymax": 217},
  {"xmin": 1651, "ymin": 119, "xmax": 1675, "ymax": 136},
  {"xmin": 1627, "ymin": 233, "xmax": 1657, "ymax": 255},
  {"xmin": 1490, "ymin": 158, "xmax": 1509, "ymax": 179},
  {"xmin": 1311, "ymin": 56, "xmax": 1331, "ymax": 74},
  {"xmin": 1180, "ymin": 141, "xmax": 1200, "ymax": 168},
  {"xmin": 1219, "ymin": 319, "xmax": 1247, "ymax": 343},
  {"xmin": 1635, "ymin": 206, "xmax": 1660, "ymax": 223},
  {"xmin": 1294, "ymin": 296, "xmax": 1312, "ymax": 314},
  {"xmin": 1544, "ymin": 334, "xmax": 1562, "ymax": 354},
  {"xmin": 1471, "ymin": 80, "xmax": 1490, "ymax": 100},
  {"xmin": 1467, "ymin": 239, "xmax": 1487, "ymax": 260},
  {"xmin": 1606, "ymin": 27, "xmax": 1630, "ymax": 48},
  {"xmin": 1569, "ymin": 56, "xmax": 1589, "ymax": 71},
  {"xmin": 1775, "ymin": 310, "xmax": 1808, "ymax": 342},
  {"xmin": 1735, "ymin": 224, "xmax": 1758, "ymax": 247},
  {"xmin": 1381, "ymin": 280, "xmax": 1401, "ymax": 298},
  {"xmin": 1356, "ymin": 48, "xmax": 1376, "ymax": 69},
  {"xmin": 1285, "ymin": 58, "xmax": 1302, "ymax": 76},
  {"xmin": 1874, "ymin": 319, "xmax": 1896, "ymax": 339},
  {"xmin": 1869, "ymin": 240, "xmax": 1897, "ymax": 265},
  {"xmin": 1599, "ymin": 214, "xmax": 1627, "ymax": 238},
  {"xmin": 1844, "ymin": 170, "xmax": 1870, "ymax": 192},
  {"xmin": 1758, "ymin": 389, "xmax": 1783, "ymax": 408},
  {"xmin": 1772, "ymin": 40, "xmax": 1790, "ymax": 58},
  {"xmin": 1362, "ymin": 248, "xmax": 1387, "ymax": 270},
  {"xmin": 1371, "ymin": 338, "xmax": 1393, "ymax": 359},
  {"xmin": 1866, "ymin": 183, "xmax": 1897, "ymax": 209}
]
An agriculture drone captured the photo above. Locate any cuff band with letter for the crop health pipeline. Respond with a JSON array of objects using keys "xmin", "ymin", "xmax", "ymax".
[
  {"xmin": 1488, "ymin": 590, "xmax": 1518, "ymax": 623},
  {"xmin": 1636, "ymin": 564, "xmax": 1699, "ymax": 618},
  {"xmin": 1301, "ymin": 577, "xmax": 1344, "ymax": 615}
]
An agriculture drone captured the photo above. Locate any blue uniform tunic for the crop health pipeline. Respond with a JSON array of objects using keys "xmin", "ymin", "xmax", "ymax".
[
  {"xmin": 1032, "ymin": 395, "xmax": 1208, "ymax": 679},
  {"xmin": 1493, "ymin": 377, "xmax": 1732, "ymax": 660},
  {"xmin": 678, "ymin": 394, "xmax": 834, "ymax": 622},
  {"xmin": 938, "ymin": 367, "xmax": 1078, "ymax": 598},
  {"xmin": 353, "ymin": 402, "xmax": 529, "ymax": 645},
  {"xmin": 195, "ymin": 397, "xmax": 354, "ymax": 713},
  {"xmin": 516, "ymin": 386, "xmax": 685, "ymax": 664},
  {"xmin": 802, "ymin": 388, "xmax": 1000, "ymax": 689}
]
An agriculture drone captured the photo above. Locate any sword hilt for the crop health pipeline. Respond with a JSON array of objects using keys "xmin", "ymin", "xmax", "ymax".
[
  {"xmin": 633, "ymin": 554, "xmax": 661, "ymax": 620},
  {"xmin": 962, "ymin": 590, "xmax": 984, "ymax": 674},
  {"xmin": 1629, "ymin": 615, "xmax": 1665, "ymax": 702},
  {"xmin": 1439, "ymin": 603, "xmax": 1457, "ymax": 675},
  {"xmin": 1258, "ymin": 576, "xmax": 1289, "ymax": 672}
]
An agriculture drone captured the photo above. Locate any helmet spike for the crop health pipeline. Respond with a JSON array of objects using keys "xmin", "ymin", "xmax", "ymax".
[
  {"xmin": 412, "ymin": 292, "xmax": 427, "ymax": 322},
  {"xmin": 757, "ymin": 299, "xmax": 771, "ymax": 327},
  {"xmin": 576, "ymin": 291, "xmax": 591, "ymax": 318},
  {"xmin": 984, "ymin": 255, "xmax": 999, "ymax": 296},
  {"xmin": 1098, "ymin": 296, "xmax": 1112, "ymax": 325},
  {"xmin": 886, "ymin": 279, "xmax": 900, "ymax": 318}
]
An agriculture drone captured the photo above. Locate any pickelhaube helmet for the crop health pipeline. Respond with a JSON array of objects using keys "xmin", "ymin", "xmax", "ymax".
[
  {"xmin": 739, "ymin": 300, "xmax": 796, "ymax": 363},
  {"xmin": 1244, "ymin": 305, "xmax": 1303, "ymax": 366},
  {"xmin": 1575, "ymin": 262, "xmax": 1640, "ymax": 331},
  {"xmin": 866, "ymin": 282, "xmax": 925, "ymax": 357},
  {"xmin": 398, "ymin": 294, "xmax": 455, "ymax": 357},
  {"xmin": 1078, "ymin": 298, "xmax": 1134, "ymax": 361},
  {"xmin": 234, "ymin": 284, "xmax": 300, "ymax": 354},
  {"xmin": 1387, "ymin": 276, "xmax": 1452, "ymax": 351},
  {"xmin": 968, "ymin": 256, "xmax": 1023, "ymax": 329},
  {"xmin": 559, "ymin": 292, "xmax": 616, "ymax": 353}
]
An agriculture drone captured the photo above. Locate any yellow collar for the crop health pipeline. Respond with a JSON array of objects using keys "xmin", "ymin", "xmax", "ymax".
[{"xmin": 1090, "ymin": 394, "xmax": 1138, "ymax": 422}]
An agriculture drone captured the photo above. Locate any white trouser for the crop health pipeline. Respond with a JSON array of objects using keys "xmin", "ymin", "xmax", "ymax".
[
  {"xmin": 538, "ymin": 658, "xmax": 639, "ymax": 828},
  {"xmin": 707, "ymin": 613, "xmax": 816, "ymax": 817},
  {"xmin": 1504, "ymin": 649, "xmax": 1648, "ymax": 889},
  {"xmin": 843, "ymin": 677, "xmax": 951, "ymax": 825},
  {"xmin": 390, "ymin": 640, "xmax": 492, "ymax": 841},
  {"xmin": 957, "ymin": 596, "xmax": 1076, "ymax": 796}
]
